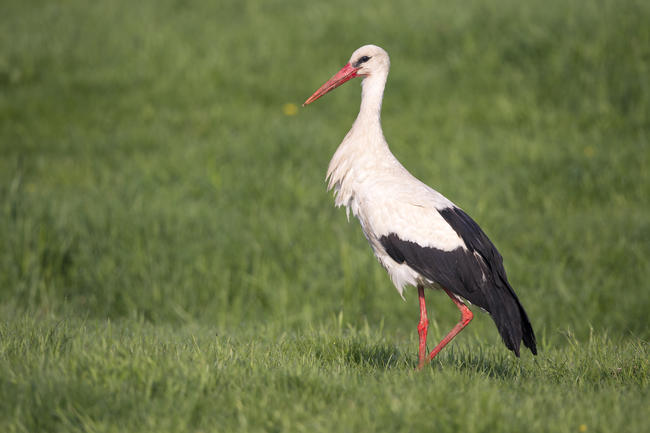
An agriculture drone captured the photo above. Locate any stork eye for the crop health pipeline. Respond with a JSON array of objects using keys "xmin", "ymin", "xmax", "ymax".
[{"xmin": 354, "ymin": 56, "xmax": 371, "ymax": 67}]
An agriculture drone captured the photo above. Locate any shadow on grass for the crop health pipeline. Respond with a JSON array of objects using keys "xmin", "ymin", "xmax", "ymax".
[
  {"xmin": 309, "ymin": 337, "xmax": 407, "ymax": 370},
  {"xmin": 342, "ymin": 340, "xmax": 406, "ymax": 369},
  {"xmin": 341, "ymin": 344, "xmax": 526, "ymax": 379},
  {"xmin": 429, "ymin": 347, "xmax": 528, "ymax": 380},
  {"xmin": 322, "ymin": 340, "xmax": 527, "ymax": 378},
  {"xmin": 302, "ymin": 333, "xmax": 528, "ymax": 377}
]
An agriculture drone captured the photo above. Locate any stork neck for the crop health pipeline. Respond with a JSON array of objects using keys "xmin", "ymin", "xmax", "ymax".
[{"xmin": 356, "ymin": 73, "xmax": 387, "ymax": 125}]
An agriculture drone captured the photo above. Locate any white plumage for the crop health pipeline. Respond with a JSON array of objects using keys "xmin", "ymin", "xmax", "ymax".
[
  {"xmin": 324, "ymin": 46, "xmax": 463, "ymax": 294},
  {"xmin": 304, "ymin": 45, "xmax": 536, "ymax": 369}
]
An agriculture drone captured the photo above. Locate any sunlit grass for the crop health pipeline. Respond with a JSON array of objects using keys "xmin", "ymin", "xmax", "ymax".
[{"xmin": 0, "ymin": 315, "xmax": 646, "ymax": 432}]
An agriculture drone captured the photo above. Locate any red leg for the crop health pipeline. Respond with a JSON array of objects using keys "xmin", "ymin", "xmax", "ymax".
[
  {"xmin": 416, "ymin": 285, "xmax": 428, "ymax": 370},
  {"xmin": 427, "ymin": 288, "xmax": 473, "ymax": 362}
]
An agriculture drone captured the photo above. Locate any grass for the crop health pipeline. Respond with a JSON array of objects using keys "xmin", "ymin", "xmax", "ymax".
[
  {"xmin": 0, "ymin": 0, "xmax": 648, "ymax": 431},
  {"xmin": 0, "ymin": 317, "xmax": 647, "ymax": 433}
]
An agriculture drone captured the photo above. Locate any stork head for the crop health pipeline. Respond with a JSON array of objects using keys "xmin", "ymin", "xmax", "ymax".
[{"xmin": 303, "ymin": 45, "xmax": 390, "ymax": 106}]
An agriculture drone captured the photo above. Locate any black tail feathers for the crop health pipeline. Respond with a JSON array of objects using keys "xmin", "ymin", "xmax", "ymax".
[
  {"xmin": 488, "ymin": 281, "xmax": 537, "ymax": 357},
  {"xmin": 520, "ymin": 304, "xmax": 537, "ymax": 355}
]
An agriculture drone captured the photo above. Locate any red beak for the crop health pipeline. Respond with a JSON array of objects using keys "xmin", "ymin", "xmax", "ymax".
[{"xmin": 303, "ymin": 63, "xmax": 359, "ymax": 106}]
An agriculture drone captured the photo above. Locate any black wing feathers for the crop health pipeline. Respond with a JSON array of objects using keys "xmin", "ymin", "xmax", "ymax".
[
  {"xmin": 380, "ymin": 233, "xmax": 491, "ymax": 308},
  {"xmin": 439, "ymin": 207, "xmax": 501, "ymax": 266},
  {"xmin": 380, "ymin": 206, "xmax": 537, "ymax": 356},
  {"xmin": 440, "ymin": 207, "xmax": 537, "ymax": 355}
]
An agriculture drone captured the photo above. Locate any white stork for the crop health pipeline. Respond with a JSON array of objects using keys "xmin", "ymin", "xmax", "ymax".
[{"xmin": 303, "ymin": 45, "xmax": 537, "ymax": 369}]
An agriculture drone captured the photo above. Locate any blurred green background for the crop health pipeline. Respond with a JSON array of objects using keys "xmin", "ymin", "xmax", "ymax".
[
  {"xmin": 2, "ymin": 0, "xmax": 647, "ymax": 338},
  {"xmin": 0, "ymin": 0, "xmax": 648, "ymax": 431}
]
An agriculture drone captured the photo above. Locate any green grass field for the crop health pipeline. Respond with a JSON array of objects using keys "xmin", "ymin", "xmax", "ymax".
[{"xmin": 1, "ymin": 0, "xmax": 648, "ymax": 431}]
